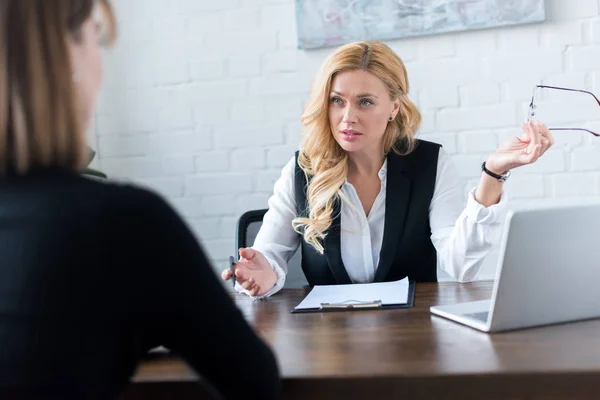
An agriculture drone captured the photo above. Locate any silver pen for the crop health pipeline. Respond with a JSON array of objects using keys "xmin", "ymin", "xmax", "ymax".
[{"xmin": 229, "ymin": 256, "xmax": 236, "ymax": 288}]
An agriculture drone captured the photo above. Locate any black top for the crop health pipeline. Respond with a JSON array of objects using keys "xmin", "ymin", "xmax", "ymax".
[
  {"xmin": 294, "ymin": 139, "xmax": 441, "ymax": 285},
  {"xmin": 0, "ymin": 167, "xmax": 280, "ymax": 400}
]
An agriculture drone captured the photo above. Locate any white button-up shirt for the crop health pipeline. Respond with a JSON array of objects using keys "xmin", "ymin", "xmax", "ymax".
[{"xmin": 238, "ymin": 147, "xmax": 506, "ymax": 297}]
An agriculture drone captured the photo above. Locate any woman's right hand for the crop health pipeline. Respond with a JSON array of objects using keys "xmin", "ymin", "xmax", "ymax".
[{"xmin": 221, "ymin": 248, "xmax": 278, "ymax": 296}]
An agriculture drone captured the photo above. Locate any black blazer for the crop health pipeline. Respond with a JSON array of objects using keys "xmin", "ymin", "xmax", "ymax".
[
  {"xmin": 294, "ymin": 140, "xmax": 441, "ymax": 285},
  {"xmin": 0, "ymin": 167, "xmax": 280, "ymax": 400}
]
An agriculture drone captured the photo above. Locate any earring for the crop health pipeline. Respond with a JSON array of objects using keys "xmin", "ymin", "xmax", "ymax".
[{"xmin": 388, "ymin": 116, "xmax": 393, "ymax": 122}]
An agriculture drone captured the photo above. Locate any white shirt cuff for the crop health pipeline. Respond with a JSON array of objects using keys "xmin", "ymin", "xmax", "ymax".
[{"xmin": 465, "ymin": 187, "xmax": 508, "ymax": 224}]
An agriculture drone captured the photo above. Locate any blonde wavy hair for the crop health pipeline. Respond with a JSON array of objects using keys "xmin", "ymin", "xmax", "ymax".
[{"xmin": 292, "ymin": 40, "xmax": 421, "ymax": 254}]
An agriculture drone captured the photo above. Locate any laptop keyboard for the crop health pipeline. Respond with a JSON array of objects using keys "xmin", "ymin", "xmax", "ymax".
[{"xmin": 464, "ymin": 311, "xmax": 489, "ymax": 322}]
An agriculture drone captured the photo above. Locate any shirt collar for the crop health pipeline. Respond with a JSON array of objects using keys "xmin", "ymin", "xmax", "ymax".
[{"xmin": 378, "ymin": 159, "xmax": 388, "ymax": 181}]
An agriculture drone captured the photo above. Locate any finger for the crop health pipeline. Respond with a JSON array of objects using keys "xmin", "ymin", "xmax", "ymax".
[
  {"xmin": 532, "ymin": 143, "xmax": 542, "ymax": 160},
  {"xmin": 247, "ymin": 278, "xmax": 261, "ymax": 296},
  {"xmin": 235, "ymin": 267, "xmax": 250, "ymax": 282},
  {"xmin": 238, "ymin": 247, "xmax": 256, "ymax": 261},
  {"xmin": 525, "ymin": 121, "xmax": 539, "ymax": 154},
  {"xmin": 520, "ymin": 122, "xmax": 532, "ymax": 141},
  {"xmin": 240, "ymin": 279, "xmax": 255, "ymax": 291},
  {"xmin": 534, "ymin": 122, "xmax": 547, "ymax": 155},
  {"xmin": 520, "ymin": 143, "xmax": 542, "ymax": 164},
  {"xmin": 221, "ymin": 269, "xmax": 232, "ymax": 281},
  {"xmin": 527, "ymin": 120, "xmax": 541, "ymax": 154},
  {"xmin": 247, "ymin": 278, "xmax": 260, "ymax": 294},
  {"xmin": 540, "ymin": 137, "xmax": 550, "ymax": 156},
  {"xmin": 534, "ymin": 143, "xmax": 543, "ymax": 159},
  {"xmin": 249, "ymin": 285, "xmax": 262, "ymax": 296},
  {"xmin": 518, "ymin": 123, "xmax": 529, "ymax": 143},
  {"xmin": 536, "ymin": 120, "xmax": 555, "ymax": 147}
]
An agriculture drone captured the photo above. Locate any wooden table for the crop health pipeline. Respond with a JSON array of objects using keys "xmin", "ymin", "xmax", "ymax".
[{"xmin": 124, "ymin": 282, "xmax": 600, "ymax": 399}]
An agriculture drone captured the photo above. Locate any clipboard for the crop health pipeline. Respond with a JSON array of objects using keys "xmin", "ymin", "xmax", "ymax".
[{"xmin": 291, "ymin": 280, "xmax": 416, "ymax": 313}]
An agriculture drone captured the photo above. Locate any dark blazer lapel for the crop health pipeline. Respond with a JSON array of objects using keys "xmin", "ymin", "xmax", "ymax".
[
  {"xmin": 323, "ymin": 197, "xmax": 353, "ymax": 284},
  {"xmin": 374, "ymin": 152, "xmax": 411, "ymax": 282}
]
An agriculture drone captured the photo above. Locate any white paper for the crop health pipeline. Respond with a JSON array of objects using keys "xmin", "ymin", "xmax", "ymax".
[{"xmin": 294, "ymin": 278, "xmax": 410, "ymax": 310}]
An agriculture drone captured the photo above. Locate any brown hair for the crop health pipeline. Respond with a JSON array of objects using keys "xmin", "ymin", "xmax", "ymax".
[{"xmin": 0, "ymin": 0, "xmax": 116, "ymax": 176}]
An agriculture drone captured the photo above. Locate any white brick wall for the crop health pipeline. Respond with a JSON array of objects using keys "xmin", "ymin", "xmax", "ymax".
[{"xmin": 96, "ymin": 0, "xmax": 600, "ymax": 279}]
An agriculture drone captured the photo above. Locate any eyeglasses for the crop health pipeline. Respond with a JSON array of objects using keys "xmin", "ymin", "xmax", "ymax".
[{"xmin": 528, "ymin": 85, "xmax": 600, "ymax": 137}]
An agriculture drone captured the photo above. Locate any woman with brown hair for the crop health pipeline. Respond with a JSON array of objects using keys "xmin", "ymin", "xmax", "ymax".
[
  {"xmin": 223, "ymin": 40, "xmax": 553, "ymax": 297},
  {"xmin": 0, "ymin": 1, "xmax": 280, "ymax": 399}
]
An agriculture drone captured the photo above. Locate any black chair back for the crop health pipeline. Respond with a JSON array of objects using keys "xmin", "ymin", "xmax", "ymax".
[{"xmin": 236, "ymin": 209, "xmax": 307, "ymax": 288}]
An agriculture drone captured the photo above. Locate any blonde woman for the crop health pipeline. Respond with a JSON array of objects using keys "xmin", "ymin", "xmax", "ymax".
[
  {"xmin": 0, "ymin": 1, "xmax": 280, "ymax": 398},
  {"xmin": 223, "ymin": 40, "xmax": 553, "ymax": 297}
]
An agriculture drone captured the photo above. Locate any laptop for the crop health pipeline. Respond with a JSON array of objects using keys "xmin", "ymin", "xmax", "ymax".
[{"xmin": 430, "ymin": 202, "xmax": 600, "ymax": 332}]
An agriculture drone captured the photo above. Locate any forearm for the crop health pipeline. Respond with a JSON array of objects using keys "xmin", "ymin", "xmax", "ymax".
[
  {"xmin": 160, "ymin": 250, "xmax": 282, "ymax": 399},
  {"xmin": 432, "ymin": 187, "xmax": 507, "ymax": 282},
  {"xmin": 474, "ymin": 171, "xmax": 504, "ymax": 207},
  {"xmin": 138, "ymin": 191, "xmax": 282, "ymax": 399},
  {"xmin": 435, "ymin": 214, "xmax": 500, "ymax": 282}
]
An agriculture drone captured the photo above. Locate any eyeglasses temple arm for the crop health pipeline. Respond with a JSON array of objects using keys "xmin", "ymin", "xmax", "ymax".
[
  {"xmin": 548, "ymin": 127, "xmax": 600, "ymax": 137},
  {"xmin": 536, "ymin": 85, "xmax": 600, "ymax": 106}
]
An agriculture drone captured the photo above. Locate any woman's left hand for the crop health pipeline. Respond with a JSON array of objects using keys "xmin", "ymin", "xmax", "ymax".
[{"xmin": 485, "ymin": 120, "xmax": 554, "ymax": 174}]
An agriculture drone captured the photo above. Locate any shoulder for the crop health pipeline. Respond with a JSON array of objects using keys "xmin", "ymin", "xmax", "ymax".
[
  {"xmin": 385, "ymin": 139, "xmax": 449, "ymax": 186},
  {"xmin": 389, "ymin": 138, "xmax": 442, "ymax": 168},
  {"xmin": 413, "ymin": 139, "xmax": 448, "ymax": 168},
  {"xmin": 292, "ymin": 151, "xmax": 301, "ymax": 172},
  {"xmin": 412, "ymin": 139, "xmax": 442, "ymax": 155},
  {"xmin": 287, "ymin": 154, "xmax": 297, "ymax": 171},
  {"xmin": 283, "ymin": 153, "xmax": 298, "ymax": 180},
  {"xmin": 87, "ymin": 178, "xmax": 178, "ymax": 221}
]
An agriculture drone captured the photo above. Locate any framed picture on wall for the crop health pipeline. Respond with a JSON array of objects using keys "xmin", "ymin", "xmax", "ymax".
[{"xmin": 295, "ymin": 0, "xmax": 546, "ymax": 50}]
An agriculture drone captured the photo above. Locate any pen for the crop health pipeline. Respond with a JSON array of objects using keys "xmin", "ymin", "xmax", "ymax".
[{"xmin": 229, "ymin": 256, "xmax": 236, "ymax": 288}]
